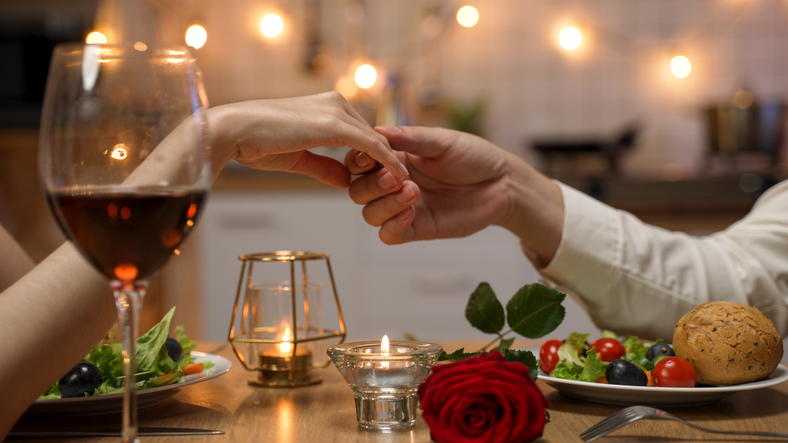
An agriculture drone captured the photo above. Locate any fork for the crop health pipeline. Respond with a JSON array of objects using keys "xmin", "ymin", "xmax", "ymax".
[{"xmin": 581, "ymin": 405, "xmax": 788, "ymax": 442}]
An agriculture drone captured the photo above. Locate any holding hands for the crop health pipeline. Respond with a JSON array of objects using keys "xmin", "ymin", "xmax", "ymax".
[{"xmin": 345, "ymin": 125, "xmax": 564, "ymax": 265}]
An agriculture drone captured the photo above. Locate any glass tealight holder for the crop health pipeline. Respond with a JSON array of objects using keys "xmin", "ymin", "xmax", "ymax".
[{"xmin": 327, "ymin": 340, "xmax": 443, "ymax": 430}]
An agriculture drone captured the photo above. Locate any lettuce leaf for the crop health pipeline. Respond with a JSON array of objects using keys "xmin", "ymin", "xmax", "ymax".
[
  {"xmin": 556, "ymin": 332, "xmax": 590, "ymax": 367},
  {"xmin": 136, "ymin": 307, "xmax": 176, "ymax": 373},
  {"xmin": 550, "ymin": 348, "xmax": 606, "ymax": 382}
]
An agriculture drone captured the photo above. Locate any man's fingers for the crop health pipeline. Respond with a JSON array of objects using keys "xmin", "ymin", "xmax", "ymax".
[
  {"xmin": 348, "ymin": 168, "xmax": 404, "ymax": 204},
  {"xmin": 360, "ymin": 182, "xmax": 419, "ymax": 226},
  {"xmin": 378, "ymin": 207, "xmax": 416, "ymax": 245}
]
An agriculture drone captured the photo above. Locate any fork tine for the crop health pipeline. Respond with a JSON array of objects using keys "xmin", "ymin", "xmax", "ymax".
[{"xmin": 580, "ymin": 407, "xmax": 642, "ymax": 442}]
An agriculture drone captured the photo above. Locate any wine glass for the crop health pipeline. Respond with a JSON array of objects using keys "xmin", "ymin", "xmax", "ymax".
[{"xmin": 38, "ymin": 44, "xmax": 211, "ymax": 442}]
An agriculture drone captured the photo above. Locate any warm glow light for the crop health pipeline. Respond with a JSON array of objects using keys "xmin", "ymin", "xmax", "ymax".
[
  {"xmin": 133, "ymin": 42, "xmax": 147, "ymax": 51},
  {"xmin": 110, "ymin": 144, "xmax": 128, "ymax": 160},
  {"xmin": 381, "ymin": 335, "xmax": 390, "ymax": 368},
  {"xmin": 456, "ymin": 6, "xmax": 479, "ymax": 27},
  {"xmin": 334, "ymin": 75, "xmax": 359, "ymax": 99},
  {"xmin": 185, "ymin": 24, "xmax": 208, "ymax": 49},
  {"xmin": 260, "ymin": 13, "xmax": 284, "ymax": 38},
  {"xmin": 279, "ymin": 325, "xmax": 293, "ymax": 354},
  {"xmin": 734, "ymin": 89, "xmax": 754, "ymax": 109},
  {"xmin": 670, "ymin": 55, "xmax": 692, "ymax": 79},
  {"xmin": 559, "ymin": 27, "xmax": 582, "ymax": 51},
  {"xmin": 354, "ymin": 64, "xmax": 377, "ymax": 89},
  {"xmin": 85, "ymin": 31, "xmax": 107, "ymax": 44}
]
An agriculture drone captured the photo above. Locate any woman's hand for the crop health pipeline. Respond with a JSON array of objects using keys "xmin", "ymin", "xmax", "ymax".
[{"xmin": 209, "ymin": 92, "xmax": 408, "ymax": 188}]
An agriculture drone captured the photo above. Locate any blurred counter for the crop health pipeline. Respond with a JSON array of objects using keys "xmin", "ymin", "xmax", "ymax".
[{"xmin": 214, "ymin": 164, "xmax": 764, "ymax": 234}]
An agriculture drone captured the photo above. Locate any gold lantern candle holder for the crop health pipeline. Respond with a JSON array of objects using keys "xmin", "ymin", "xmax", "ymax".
[{"xmin": 228, "ymin": 251, "xmax": 346, "ymax": 387}]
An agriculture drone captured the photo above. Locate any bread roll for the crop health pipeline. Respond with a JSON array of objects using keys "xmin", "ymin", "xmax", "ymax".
[{"xmin": 673, "ymin": 301, "xmax": 783, "ymax": 386}]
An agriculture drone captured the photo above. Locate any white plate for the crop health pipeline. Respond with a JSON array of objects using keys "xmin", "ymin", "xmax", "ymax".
[
  {"xmin": 539, "ymin": 360, "xmax": 788, "ymax": 407},
  {"xmin": 25, "ymin": 352, "xmax": 232, "ymax": 416}
]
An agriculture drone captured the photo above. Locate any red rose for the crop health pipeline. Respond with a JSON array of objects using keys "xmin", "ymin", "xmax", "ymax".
[{"xmin": 418, "ymin": 351, "xmax": 550, "ymax": 443}]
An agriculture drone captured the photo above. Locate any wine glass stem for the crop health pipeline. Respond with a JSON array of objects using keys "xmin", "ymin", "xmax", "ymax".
[{"xmin": 113, "ymin": 282, "xmax": 147, "ymax": 443}]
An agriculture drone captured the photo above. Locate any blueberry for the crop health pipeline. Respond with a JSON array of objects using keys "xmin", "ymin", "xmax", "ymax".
[
  {"xmin": 606, "ymin": 359, "xmax": 648, "ymax": 386},
  {"xmin": 59, "ymin": 362, "xmax": 103, "ymax": 398},
  {"xmin": 165, "ymin": 337, "xmax": 183, "ymax": 361},
  {"xmin": 646, "ymin": 343, "xmax": 675, "ymax": 360}
]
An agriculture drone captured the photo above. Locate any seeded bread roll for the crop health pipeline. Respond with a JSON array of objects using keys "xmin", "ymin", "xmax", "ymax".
[{"xmin": 673, "ymin": 301, "xmax": 783, "ymax": 386}]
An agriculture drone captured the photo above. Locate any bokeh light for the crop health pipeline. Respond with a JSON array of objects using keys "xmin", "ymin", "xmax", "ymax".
[
  {"xmin": 670, "ymin": 55, "xmax": 692, "ymax": 79},
  {"xmin": 334, "ymin": 75, "xmax": 359, "ymax": 99},
  {"xmin": 354, "ymin": 64, "xmax": 377, "ymax": 89},
  {"xmin": 733, "ymin": 89, "xmax": 754, "ymax": 109},
  {"xmin": 456, "ymin": 6, "xmax": 479, "ymax": 27},
  {"xmin": 86, "ymin": 31, "xmax": 107, "ymax": 44},
  {"xmin": 260, "ymin": 14, "xmax": 284, "ymax": 38},
  {"xmin": 559, "ymin": 27, "xmax": 582, "ymax": 51},
  {"xmin": 185, "ymin": 24, "xmax": 208, "ymax": 49}
]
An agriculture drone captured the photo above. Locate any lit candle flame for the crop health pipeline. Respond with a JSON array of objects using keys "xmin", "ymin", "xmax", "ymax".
[
  {"xmin": 279, "ymin": 325, "xmax": 292, "ymax": 354},
  {"xmin": 381, "ymin": 335, "xmax": 390, "ymax": 368}
]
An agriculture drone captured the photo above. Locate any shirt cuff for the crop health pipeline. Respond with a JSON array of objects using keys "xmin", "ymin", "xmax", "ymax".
[{"xmin": 537, "ymin": 181, "xmax": 622, "ymax": 300}]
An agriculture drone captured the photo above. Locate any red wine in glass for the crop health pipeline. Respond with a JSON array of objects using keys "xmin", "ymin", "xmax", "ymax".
[{"xmin": 47, "ymin": 188, "xmax": 207, "ymax": 282}]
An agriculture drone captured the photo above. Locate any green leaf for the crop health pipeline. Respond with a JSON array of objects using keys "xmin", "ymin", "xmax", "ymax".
[
  {"xmin": 600, "ymin": 330, "xmax": 618, "ymax": 339},
  {"xmin": 175, "ymin": 324, "xmax": 197, "ymax": 365},
  {"xmin": 495, "ymin": 337, "xmax": 515, "ymax": 351},
  {"xmin": 501, "ymin": 349, "xmax": 539, "ymax": 379},
  {"xmin": 136, "ymin": 307, "xmax": 176, "ymax": 373},
  {"xmin": 439, "ymin": 348, "xmax": 481, "ymax": 362},
  {"xmin": 465, "ymin": 282, "xmax": 505, "ymax": 334},
  {"xmin": 578, "ymin": 349, "xmax": 606, "ymax": 382},
  {"xmin": 506, "ymin": 283, "xmax": 566, "ymax": 338}
]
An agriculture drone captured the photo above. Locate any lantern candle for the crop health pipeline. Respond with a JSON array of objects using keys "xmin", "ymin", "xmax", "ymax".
[{"xmin": 256, "ymin": 326, "xmax": 318, "ymax": 387}]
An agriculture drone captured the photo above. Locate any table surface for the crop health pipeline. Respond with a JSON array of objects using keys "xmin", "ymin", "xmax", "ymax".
[{"xmin": 11, "ymin": 340, "xmax": 788, "ymax": 442}]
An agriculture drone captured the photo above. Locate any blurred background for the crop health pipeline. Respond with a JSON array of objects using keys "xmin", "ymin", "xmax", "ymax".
[{"xmin": 1, "ymin": 0, "xmax": 786, "ymax": 343}]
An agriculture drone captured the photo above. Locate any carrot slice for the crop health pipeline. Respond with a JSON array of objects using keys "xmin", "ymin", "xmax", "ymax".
[
  {"xmin": 595, "ymin": 375, "xmax": 608, "ymax": 384},
  {"xmin": 183, "ymin": 362, "xmax": 204, "ymax": 375}
]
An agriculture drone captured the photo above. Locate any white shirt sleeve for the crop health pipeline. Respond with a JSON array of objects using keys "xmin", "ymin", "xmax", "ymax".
[{"xmin": 535, "ymin": 179, "xmax": 788, "ymax": 340}]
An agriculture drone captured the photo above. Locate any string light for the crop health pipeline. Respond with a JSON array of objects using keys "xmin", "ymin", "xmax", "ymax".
[
  {"xmin": 260, "ymin": 13, "xmax": 284, "ymax": 38},
  {"xmin": 85, "ymin": 31, "xmax": 107, "ymax": 44},
  {"xmin": 670, "ymin": 55, "xmax": 692, "ymax": 79},
  {"xmin": 185, "ymin": 24, "xmax": 208, "ymax": 49},
  {"xmin": 354, "ymin": 64, "xmax": 377, "ymax": 89},
  {"xmin": 456, "ymin": 6, "xmax": 479, "ymax": 28},
  {"xmin": 558, "ymin": 27, "xmax": 582, "ymax": 51}
]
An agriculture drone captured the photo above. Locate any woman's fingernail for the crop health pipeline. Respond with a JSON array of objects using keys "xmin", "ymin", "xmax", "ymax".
[
  {"xmin": 395, "ymin": 183, "xmax": 416, "ymax": 204},
  {"xmin": 376, "ymin": 125, "xmax": 403, "ymax": 133},
  {"xmin": 355, "ymin": 152, "xmax": 372, "ymax": 168},
  {"xmin": 398, "ymin": 163, "xmax": 409, "ymax": 177},
  {"xmin": 378, "ymin": 172, "xmax": 398, "ymax": 190}
]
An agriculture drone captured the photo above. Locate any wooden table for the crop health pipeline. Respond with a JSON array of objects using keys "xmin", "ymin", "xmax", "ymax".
[{"xmin": 11, "ymin": 341, "xmax": 788, "ymax": 442}]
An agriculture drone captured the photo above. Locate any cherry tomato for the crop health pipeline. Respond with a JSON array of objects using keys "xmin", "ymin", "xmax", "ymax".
[
  {"xmin": 653, "ymin": 357, "xmax": 697, "ymax": 388},
  {"xmin": 590, "ymin": 338, "xmax": 626, "ymax": 362},
  {"xmin": 539, "ymin": 339, "xmax": 563, "ymax": 374}
]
